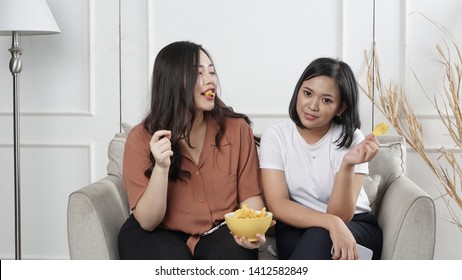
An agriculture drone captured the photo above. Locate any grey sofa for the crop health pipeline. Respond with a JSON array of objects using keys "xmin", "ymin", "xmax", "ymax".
[{"xmin": 67, "ymin": 129, "xmax": 436, "ymax": 260}]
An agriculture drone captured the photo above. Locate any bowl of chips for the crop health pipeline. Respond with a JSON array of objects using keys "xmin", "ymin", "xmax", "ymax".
[{"xmin": 224, "ymin": 205, "xmax": 273, "ymax": 242}]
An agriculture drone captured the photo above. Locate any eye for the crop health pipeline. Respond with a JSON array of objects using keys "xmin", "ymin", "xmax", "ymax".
[
  {"xmin": 322, "ymin": 98, "xmax": 333, "ymax": 104},
  {"xmin": 208, "ymin": 67, "xmax": 216, "ymax": 76},
  {"xmin": 303, "ymin": 90, "xmax": 312, "ymax": 97}
]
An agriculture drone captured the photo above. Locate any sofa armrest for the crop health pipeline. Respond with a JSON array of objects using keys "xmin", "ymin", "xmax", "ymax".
[
  {"xmin": 377, "ymin": 176, "xmax": 436, "ymax": 259},
  {"xmin": 67, "ymin": 175, "xmax": 129, "ymax": 259}
]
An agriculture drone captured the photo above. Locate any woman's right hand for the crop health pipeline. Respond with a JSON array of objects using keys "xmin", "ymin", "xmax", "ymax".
[
  {"xmin": 134, "ymin": 130, "xmax": 172, "ymax": 231},
  {"xmin": 150, "ymin": 130, "xmax": 173, "ymax": 169},
  {"xmin": 328, "ymin": 215, "xmax": 359, "ymax": 260}
]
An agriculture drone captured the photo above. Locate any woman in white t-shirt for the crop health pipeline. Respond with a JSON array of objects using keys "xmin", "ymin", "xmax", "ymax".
[{"xmin": 260, "ymin": 57, "xmax": 383, "ymax": 260}]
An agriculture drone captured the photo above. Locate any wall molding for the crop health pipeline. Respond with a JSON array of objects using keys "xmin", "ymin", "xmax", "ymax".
[
  {"xmin": 245, "ymin": 112, "xmax": 289, "ymax": 119},
  {"xmin": 88, "ymin": 0, "xmax": 96, "ymax": 116},
  {"xmin": 0, "ymin": 111, "xmax": 95, "ymax": 117},
  {"xmin": 0, "ymin": 142, "xmax": 95, "ymax": 181},
  {"xmin": 232, "ymin": 108, "xmax": 450, "ymax": 120},
  {"xmin": 0, "ymin": 0, "xmax": 95, "ymax": 117}
]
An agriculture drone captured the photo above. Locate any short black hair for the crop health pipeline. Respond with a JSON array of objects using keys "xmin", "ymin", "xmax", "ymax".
[{"xmin": 288, "ymin": 57, "xmax": 361, "ymax": 148}]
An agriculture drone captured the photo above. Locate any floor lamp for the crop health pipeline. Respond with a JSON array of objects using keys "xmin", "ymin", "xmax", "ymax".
[{"xmin": 0, "ymin": 0, "xmax": 60, "ymax": 260}]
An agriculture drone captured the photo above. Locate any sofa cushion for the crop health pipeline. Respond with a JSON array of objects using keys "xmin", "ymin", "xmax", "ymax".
[
  {"xmin": 106, "ymin": 133, "xmax": 127, "ymax": 178},
  {"xmin": 122, "ymin": 122, "xmax": 134, "ymax": 135},
  {"xmin": 106, "ymin": 123, "xmax": 133, "ymax": 178},
  {"xmin": 106, "ymin": 123, "xmax": 133, "ymax": 179},
  {"xmin": 368, "ymin": 134, "xmax": 406, "ymax": 212},
  {"xmin": 363, "ymin": 174, "xmax": 381, "ymax": 213}
]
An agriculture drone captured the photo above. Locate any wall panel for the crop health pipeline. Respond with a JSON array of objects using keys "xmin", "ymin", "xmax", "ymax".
[
  {"xmin": 0, "ymin": 0, "xmax": 120, "ymax": 259},
  {"xmin": 122, "ymin": 0, "xmax": 373, "ymax": 134}
]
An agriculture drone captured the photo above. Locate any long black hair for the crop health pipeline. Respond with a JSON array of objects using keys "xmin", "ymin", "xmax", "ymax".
[
  {"xmin": 288, "ymin": 57, "xmax": 361, "ymax": 148},
  {"xmin": 143, "ymin": 41, "xmax": 253, "ymax": 181}
]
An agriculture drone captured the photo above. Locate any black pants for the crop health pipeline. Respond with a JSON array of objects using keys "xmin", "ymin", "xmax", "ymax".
[
  {"xmin": 118, "ymin": 214, "xmax": 258, "ymax": 260},
  {"xmin": 275, "ymin": 212, "xmax": 382, "ymax": 260}
]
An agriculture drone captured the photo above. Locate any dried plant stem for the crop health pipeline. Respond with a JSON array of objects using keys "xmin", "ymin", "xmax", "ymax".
[{"xmin": 363, "ymin": 42, "xmax": 462, "ymax": 233}]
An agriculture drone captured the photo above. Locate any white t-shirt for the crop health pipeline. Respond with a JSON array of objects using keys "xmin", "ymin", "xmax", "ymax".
[{"xmin": 260, "ymin": 121, "xmax": 371, "ymax": 213}]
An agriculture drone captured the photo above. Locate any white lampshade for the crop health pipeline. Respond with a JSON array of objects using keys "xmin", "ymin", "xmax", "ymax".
[{"xmin": 0, "ymin": 0, "xmax": 60, "ymax": 36}]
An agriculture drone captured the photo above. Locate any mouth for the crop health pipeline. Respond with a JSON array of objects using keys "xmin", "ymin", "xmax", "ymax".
[
  {"xmin": 201, "ymin": 89, "xmax": 215, "ymax": 98},
  {"xmin": 303, "ymin": 112, "xmax": 318, "ymax": 121}
]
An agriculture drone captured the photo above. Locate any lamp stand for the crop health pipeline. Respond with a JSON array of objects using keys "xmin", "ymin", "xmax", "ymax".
[{"xmin": 9, "ymin": 31, "xmax": 22, "ymax": 260}]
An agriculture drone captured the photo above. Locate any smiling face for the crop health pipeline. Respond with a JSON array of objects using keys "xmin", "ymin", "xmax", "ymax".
[
  {"xmin": 193, "ymin": 50, "xmax": 217, "ymax": 113},
  {"xmin": 296, "ymin": 75, "xmax": 346, "ymax": 139}
]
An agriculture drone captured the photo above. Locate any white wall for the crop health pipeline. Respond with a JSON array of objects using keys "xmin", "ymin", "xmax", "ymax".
[
  {"xmin": 119, "ymin": 0, "xmax": 462, "ymax": 260},
  {"xmin": 0, "ymin": 0, "xmax": 460, "ymax": 259},
  {"xmin": 122, "ymin": 0, "xmax": 375, "ymax": 134},
  {"xmin": 402, "ymin": 0, "xmax": 462, "ymax": 260}
]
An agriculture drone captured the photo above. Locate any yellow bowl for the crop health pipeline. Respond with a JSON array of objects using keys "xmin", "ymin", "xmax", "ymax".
[{"xmin": 224, "ymin": 211, "xmax": 273, "ymax": 242}]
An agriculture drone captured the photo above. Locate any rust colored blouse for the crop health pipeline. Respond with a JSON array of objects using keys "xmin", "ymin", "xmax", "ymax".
[{"xmin": 122, "ymin": 116, "xmax": 262, "ymax": 252}]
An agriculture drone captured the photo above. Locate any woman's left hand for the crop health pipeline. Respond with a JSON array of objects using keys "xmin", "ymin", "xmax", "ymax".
[
  {"xmin": 232, "ymin": 220, "xmax": 276, "ymax": 249},
  {"xmin": 233, "ymin": 234, "xmax": 266, "ymax": 249}
]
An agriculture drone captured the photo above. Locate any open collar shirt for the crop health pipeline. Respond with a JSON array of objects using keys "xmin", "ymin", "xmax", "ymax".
[{"xmin": 123, "ymin": 116, "xmax": 262, "ymax": 252}]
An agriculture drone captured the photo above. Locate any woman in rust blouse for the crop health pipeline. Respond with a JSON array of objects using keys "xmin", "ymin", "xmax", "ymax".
[{"xmin": 118, "ymin": 41, "xmax": 266, "ymax": 259}]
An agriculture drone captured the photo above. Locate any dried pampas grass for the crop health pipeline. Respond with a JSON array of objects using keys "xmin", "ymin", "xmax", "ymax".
[{"xmin": 362, "ymin": 30, "xmax": 462, "ymax": 232}]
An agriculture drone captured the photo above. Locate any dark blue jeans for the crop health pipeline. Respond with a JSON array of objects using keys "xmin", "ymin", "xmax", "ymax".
[{"xmin": 275, "ymin": 212, "xmax": 382, "ymax": 260}]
